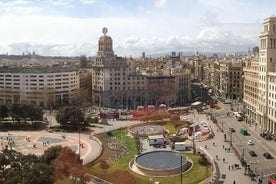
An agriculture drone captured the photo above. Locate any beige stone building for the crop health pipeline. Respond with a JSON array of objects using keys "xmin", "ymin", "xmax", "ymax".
[
  {"xmin": 0, "ymin": 67, "xmax": 80, "ymax": 108},
  {"xmin": 91, "ymin": 28, "xmax": 146, "ymax": 109},
  {"xmin": 244, "ymin": 16, "xmax": 276, "ymax": 135},
  {"xmin": 257, "ymin": 17, "xmax": 276, "ymax": 134},
  {"xmin": 91, "ymin": 28, "xmax": 192, "ymax": 109},
  {"xmin": 243, "ymin": 55, "xmax": 259, "ymax": 124},
  {"xmin": 219, "ymin": 61, "xmax": 243, "ymax": 100}
]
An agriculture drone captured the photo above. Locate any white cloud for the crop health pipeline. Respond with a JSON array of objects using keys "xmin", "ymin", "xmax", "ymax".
[
  {"xmin": 0, "ymin": 0, "xmax": 262, "ymax": 56},
  {"xmin": 51, "ymin": 0, "xmax": 73, "ymax": 7},
  {"xmin": 0, "ymin": 17, "xmax": 260, "ymax": 57},
  {"xmin": 11, "ymin": 0, "xmax": 30, "ymax": 6},
  {"xmin": 154, "ymin": 0, "xmax": 167, "ymax": 8},
  {"xmin": 200, "ymin": 11, "xmax": 220, "ymax": 26},
  {"xmin": 79, "ymin": 0, "xmax": 96, "ymax": 5}
]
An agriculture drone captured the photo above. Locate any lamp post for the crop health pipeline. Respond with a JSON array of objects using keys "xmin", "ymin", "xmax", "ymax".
[
  {"xmin": 201, "ymin": 84, "xmax": 204, "ymax": 104},
  {"xmin": 79, "ymin": 122, "xmax": 83, "ymax": 161},
  {"xmin": 230, "ymin": 131, "xmax": 233, "ymax": 147},
  {"xmin": 192, "ymin": 126, "xmax": 196, "ymax": 154},
  {"xmin": 180, "ymin": 155, "xmax": 183, "ymax": 184}
]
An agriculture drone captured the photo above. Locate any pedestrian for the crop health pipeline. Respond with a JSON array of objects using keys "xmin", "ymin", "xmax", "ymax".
[
  {"xmin": 216, "ymin": 155, "xmax": 218, "ymax": 160},
  {"xmin": 223, "ymin": 158, "xmax": 225, "ymax": 162},
  {"xmin": 233, "ymin": 180, "xmax": 236, "ymax": 184},
  {"xmin": 223, "ymin": 145, "xmax": 224, "ymax": 149},
  {"xmin": 228, "ymin": 165, "xmax": 230, "ymax": 170}
]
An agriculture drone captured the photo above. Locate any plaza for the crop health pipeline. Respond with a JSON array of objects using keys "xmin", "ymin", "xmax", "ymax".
[{"xmin": 0, "ymin": 131, "xmax": 102, "ymax": 165}]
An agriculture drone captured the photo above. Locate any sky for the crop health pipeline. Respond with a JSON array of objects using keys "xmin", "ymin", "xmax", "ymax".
[{"xmin": 0, "ymin": 0, "xmax": 275, "ymax": 57}]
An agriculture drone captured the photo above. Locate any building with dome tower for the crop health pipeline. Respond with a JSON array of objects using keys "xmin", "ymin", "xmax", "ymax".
[
  {"xmin": 91, "ymin": 28, "xmax": 192, "ymax": 109},
  {"xmin": 91, "ymin": 28, "xmax": 147, "ymax": 109}
]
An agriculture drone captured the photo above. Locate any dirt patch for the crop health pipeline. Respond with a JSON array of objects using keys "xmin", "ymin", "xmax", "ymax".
[
  {"xmin": 104, "ymin": 170, "xmax": 135, "ymax": 184},
  {"xmin": 91, "ymin": 134, "xmax": 117, "ymax": 168},
  {"xmin": 90, "ymin": 134, "xmax": 136, "ymax": 183}
]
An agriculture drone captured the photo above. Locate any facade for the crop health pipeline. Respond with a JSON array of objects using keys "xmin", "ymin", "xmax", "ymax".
[
  {"xmin": 244, "ymin": 16, "xmax": 276, "ymax": 135},
  {"xmin": 91, "ymin": 28, "xmax": 147, "ymax": 109},
  {"xmin": 219, "ymin": 61, "xmax": 243, "ymax": 100},
  {"xmin": 174, "ymin": 71, "xmax": 191, "ymax": 105},
  {"xmin": 243, "ymin": 55, "xmax": 259, "ymax": 124},
  {"xmin": 257, "ymin": 17, "xmax": 276, "ymax": 134},
  {"xmin": 0, "ymin": 67, "xmax": 80, "ymax": 108}
]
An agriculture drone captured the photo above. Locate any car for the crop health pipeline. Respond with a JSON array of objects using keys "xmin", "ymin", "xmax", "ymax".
[
  {"xmin": 247, "ymin": 140, "xmax": 254, "ymax": 145},
  {"xmin": 201, "ymin": 106, "xmax": 208, "ymax": 110},
  {"xmin": 263, "ymin": 152, "xmax": 273, "ymax": 159},
  {"xmin": 229, "ymin": 128, "xmax": 236, "ymax": 132},
  {"xmin": 249, "ymin": 151, "xmax": 257, "ymax": 157}
]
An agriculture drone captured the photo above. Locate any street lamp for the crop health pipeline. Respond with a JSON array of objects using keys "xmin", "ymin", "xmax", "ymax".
[
  {"xmin": 192, "ymin": 126, "xmax": 196, "ymax": 154},
  {"xmin": 180, "ymin": 155, "xmax": 183, "ymax": 184},
  {"xmin": 230, "ymin": 131, "xmax": 233, "ymax": 147},
  {"xmin": 79, "ymin": 121, "xmax": 83, "ymax": 161},
  {"xmin": 201, "ymin": 84, "xmax": 204, "ymax": 104}
]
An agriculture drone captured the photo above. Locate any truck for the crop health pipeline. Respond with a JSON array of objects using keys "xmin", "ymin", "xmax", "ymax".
[{"xmin": 174, "ymin": 142, "xmax": 186, "ymax": 151}]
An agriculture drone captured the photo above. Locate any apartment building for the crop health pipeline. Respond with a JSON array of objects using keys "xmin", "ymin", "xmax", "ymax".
[
  {"xmin": 174, "ymin": 71, "xmax": 191, "ymax": 105},
  {"xmin": 0, "ymin": 67, "xmax": 80, "ymax": 108},
  {"xmin": 244, "ymin": 16, "xmax": 276, "ymax": 135},
  {"xmin": 257, "ymin": 17, "xmax": 276, "ymax": 134},
  {"xmin": 243, "ymin": 55, "xmax": 259, "ymax": 123},
  {"xmin": 219, "ymin": 61, "xmax": 243, "ymax": 100}
]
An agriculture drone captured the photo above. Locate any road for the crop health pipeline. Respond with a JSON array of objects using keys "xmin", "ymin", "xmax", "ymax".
[
  {"xmin": 192, "ymin": 83, "xmax": 214, "ymax": 104},
  {"xmin": 213, "ymin": 105, "xmax": 276, "ymax": 183}
]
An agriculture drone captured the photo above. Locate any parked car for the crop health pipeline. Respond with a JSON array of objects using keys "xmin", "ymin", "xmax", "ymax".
[
  {"xmin": 229, "ymin": 128, "xmax": 236, "ymax": 132},
  {"xmin": 201, "ymin": 106, "xmax": 208, "ymax": 110},
  {"xmin": 247, "ymin": 140, "xmax": 254, "ymax": 145},
  {"xmin": 263, "ymin": 152, "xmax": 273, "ymax": 159},
  {"xmin": 249, "ymin": 151, "xmax": 257, "ymax": 157}
]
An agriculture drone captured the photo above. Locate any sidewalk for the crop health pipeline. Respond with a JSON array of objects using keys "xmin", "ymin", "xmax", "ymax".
[{"xmin": 190, "ymin": 111, "xmax": 253, "ymax": 184}]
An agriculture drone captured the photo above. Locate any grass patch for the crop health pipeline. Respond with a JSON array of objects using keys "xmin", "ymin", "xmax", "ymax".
[{"xmin": 90, "ymin": 128, "xmax": 212, "ymax": 184}]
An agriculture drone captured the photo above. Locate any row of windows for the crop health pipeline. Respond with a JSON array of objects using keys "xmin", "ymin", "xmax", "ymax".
[
  {"xmin": 0, "ymin": 82, "xmax": 72, "ymax": 86},
  {"xmin": 0, "ymin": 74, "xmax": 73, "ymax": 78},
  {"xmin": 110, "ymin": 81, "xmax": 144, "ymax": 86},
  {"xmin": 110, "ymin": 86, "xmax": 145, "ymax": 90},
  {"xmin": 0, "ymin": 78, "xmax": 72, "ymax": 82}
]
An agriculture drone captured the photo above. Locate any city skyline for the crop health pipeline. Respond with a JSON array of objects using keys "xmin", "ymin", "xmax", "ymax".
[{"xmin": 0, "ymin": 0, "xmax": 275, "ymax": 57}]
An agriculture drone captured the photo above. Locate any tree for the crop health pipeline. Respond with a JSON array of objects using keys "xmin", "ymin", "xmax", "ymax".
[
  {"xmin": 22, "ymin": 162, "xmax": 53, "ymax": 184},
  {"xmin": 53, "ymin": 147, "xmax": 90, "ymax": 183},
  {"xmin": 25, "ymin": 104, "xmax": 43, "ymax": 122},
  {"xmin": 41, "ymin": 146, "xmax": 62, "ymax": 164},
  {"xmin": 0, "ymin": 146, "xmax": 90, "ymax": 184},
  {"xmin": 0, "ymin": 149, "xmax": 53, "ymax": 184},
  {"xmin": 0, "ymin": 104, "xmax": 8, "ymax": 121},
  {"xmin": 9, "ymin": 103, "xmax": 43, "ymax": 124},
  {"xmin": 56, "ymin": 106, "xmax": 86, "ymax": 130}
]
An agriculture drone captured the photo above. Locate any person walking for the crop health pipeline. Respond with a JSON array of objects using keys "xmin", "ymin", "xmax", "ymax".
[{"xmin": 233, "ymin": 180, "xmax": 236, "ymax": 184}]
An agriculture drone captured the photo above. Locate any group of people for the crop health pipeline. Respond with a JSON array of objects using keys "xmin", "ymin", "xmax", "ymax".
[
  {"xmin": 228, "ymin": 164, "xmax": 240, "ymax": 170},
  {"xmin": 1, "ymin": 135, "xmax": 16, "ymax": 150}
]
